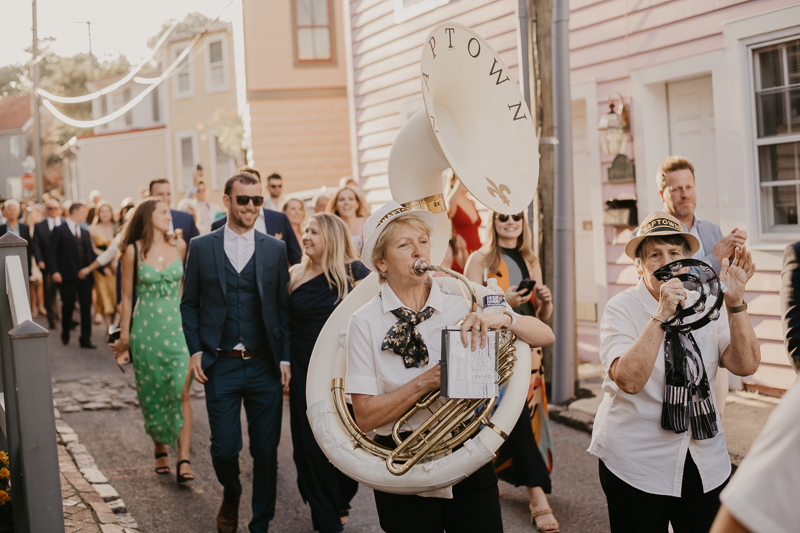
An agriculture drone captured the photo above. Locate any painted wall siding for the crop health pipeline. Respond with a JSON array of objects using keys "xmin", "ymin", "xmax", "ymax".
[
  {"xmin": 243, "ymin": 0, "xmax": 347, "ymax": 91},
  {"xmin": 569, "ymin": 0, "xmax": 799, "ymax": 392},
  {"xmin": 248, "ymin": 96, "xmax": 352, "ymax": 194},
  {"xmin": 347, "ymin": 0, "xmax": 520, "ymax": 204},
  {"xmin": 242, "ymin": 0, "xmax": 349, "ymax": 195},
  {"xmin": 77, "ymin": 128, "xmax": 168, "ymax": 209},
  {"xmin": 166, "ymin": 28, "xmax": 238, "ymax": 196}
]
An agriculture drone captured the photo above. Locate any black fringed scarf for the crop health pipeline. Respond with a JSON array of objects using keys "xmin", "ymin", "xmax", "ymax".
[{"xmin": 661, "ymin": 329, "xmax": 718, "ymax": 440}]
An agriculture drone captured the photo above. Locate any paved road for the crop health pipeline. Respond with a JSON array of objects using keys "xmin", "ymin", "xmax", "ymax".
[{"xmin": 49, "ymin": 319, "xmax": 610, "ymax": 532}]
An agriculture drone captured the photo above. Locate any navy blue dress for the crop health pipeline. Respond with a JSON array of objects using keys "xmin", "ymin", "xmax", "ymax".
[{"xmin": 289, "ymin": 261, "xmax": 369, "ymax": 533}]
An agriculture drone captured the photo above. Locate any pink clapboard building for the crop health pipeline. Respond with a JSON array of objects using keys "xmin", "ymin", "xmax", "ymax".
[{"xmin": 343, "ymin": 0, "xmax": 800, "ymax": 394}]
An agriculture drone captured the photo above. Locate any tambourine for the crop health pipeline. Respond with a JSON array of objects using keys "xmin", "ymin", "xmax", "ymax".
[{"xmin": 652, "ymin": 259, "xmax": 727, "ymax": 333}]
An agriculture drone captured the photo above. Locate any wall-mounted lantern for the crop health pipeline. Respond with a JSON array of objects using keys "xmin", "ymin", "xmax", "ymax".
[{"xmin": 597, "ymin": 92, "xmax": 629, "ymax": 156}]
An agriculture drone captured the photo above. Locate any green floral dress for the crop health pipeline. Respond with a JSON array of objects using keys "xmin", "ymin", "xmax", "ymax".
[{"xmin": 130, "ymin": 258, "xmax": 189, "ymax": 446}]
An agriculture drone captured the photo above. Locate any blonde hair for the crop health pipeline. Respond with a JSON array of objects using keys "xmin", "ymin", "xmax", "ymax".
[
  {"xmin": 481, "ymin": 211, "xmax": 537, "ymax": 273},
  {"xmin": 371, "ymin": 214, "xmax": 434, "ymax": 284},
  {"xmin": 656, "ymin": 155, "xmax": 695, "ymax": 192},
  {"xmin": 288, "ymin": 213, "xmax": 360, "ymax": 301},
  {"xmin": 326, "ymin": 186, "xmax": 371, "ymax": 218}
]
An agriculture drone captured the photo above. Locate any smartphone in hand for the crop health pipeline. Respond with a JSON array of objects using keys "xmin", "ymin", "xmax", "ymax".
[{"xmin": 517, "ymin": 279, "xmax": 536, "ymax": 295}]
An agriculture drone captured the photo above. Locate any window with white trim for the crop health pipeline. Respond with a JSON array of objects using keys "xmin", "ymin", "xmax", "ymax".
[
  {"xmin": 206, "ymin": 37, "xmax": 228, "ymax": 92},
  {"xmin": 210, "ymin": 132, "xmax": 234, "ymax": 190},
  {"xmin": 173, "ymin": 45, "xmax": 193, "ymax": 98},
  {"xmin": 177, "ymin": 133, "xmax": 197, "ymax": 191},
  {"xmin": 293, "ymin": 0, "xmax": 333, "ymax": 62},
  {"xmin": 393, "ymin": 0, "xmax": 449, "ymax": 24},
  {"xmin": 754, "ymin": 38, "xmax": 800, "ymax": 233}
]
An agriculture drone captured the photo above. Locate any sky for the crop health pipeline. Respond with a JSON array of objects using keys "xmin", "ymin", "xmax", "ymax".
[{"xmin": 1, "ymin": 0, "xmax": 236, "ymax": 67}]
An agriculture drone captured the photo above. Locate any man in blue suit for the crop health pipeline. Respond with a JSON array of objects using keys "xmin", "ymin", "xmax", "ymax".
[
  {"xmin": 50, "ymin": 202, "xmax": 97, "ymax": 348},
  {"xmin": 148, "ymin": 178, "xmax": 200, "ymax": 245},
  {"xmin": 211, "ymin": 179, "xmax": 302, "ymax": 265},
  {"xmin": 0, "ymin": 200, "xmax": 33, "ymax": 275},
  {"xmin": 181, "ymin": 172, "xmax": 291, "ymax": 533}
]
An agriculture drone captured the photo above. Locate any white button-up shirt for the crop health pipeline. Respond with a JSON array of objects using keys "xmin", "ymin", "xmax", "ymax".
[
  {"xmin": 223, "ymin": 224, "xmax": 255, "ymax": 273},
  {"xmin": 346, "ymin": 278, "xmax": 470, "ymax": 436},
  {"xmin": 588, "ymin": 278, "xmax": 732, "ymax": 496},
  {"xmin": 254, "ymin": 209, "xmax": 268, "ymax": 236},
  {"xmin": 720, "ymin": 375, "xmax": 800, "ymax": 533},
  {"xmin": 47, "ymin": 216, "xmax": 61, "ymax": 231},
  {"xmin": 65, "ymin": 218, "xmax": 80, "ymax": 239}
]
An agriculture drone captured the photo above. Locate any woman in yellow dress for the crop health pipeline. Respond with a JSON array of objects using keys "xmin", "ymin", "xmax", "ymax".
[{"xmin": 89, "ymin": 202, "xmax": 118, "ymax": 329}]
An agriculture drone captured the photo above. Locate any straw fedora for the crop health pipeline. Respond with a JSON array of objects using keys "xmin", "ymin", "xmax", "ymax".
[
  {"xmin": 624, "ymin": 211, "xmax": 700, "ymax": 260},
  {"xmin": 360, "ymin": 201, "xmax": 437, "ymax": 272}
]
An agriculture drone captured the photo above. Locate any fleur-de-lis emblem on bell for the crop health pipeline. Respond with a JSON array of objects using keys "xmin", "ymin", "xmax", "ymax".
[{"xmin": 486, "ymin": 177, "xmax": 511, "ymax": 206}]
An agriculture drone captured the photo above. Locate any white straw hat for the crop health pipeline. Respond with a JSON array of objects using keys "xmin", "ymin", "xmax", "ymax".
[{"xmin": 360, "ymin": 201, "xmax": 437, "ymax": 272}]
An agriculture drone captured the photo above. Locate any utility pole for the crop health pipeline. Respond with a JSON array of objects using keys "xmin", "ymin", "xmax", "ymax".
[
  {"xmin": 550, "ymin": 0, "xmax": 576, "ymax": 403},
  {"xmin": 86, "ymin": 21, "xmax": 95, "ymax": 71},
  {"xmin": 530, "ymin": 0, "xmax": 577, "ymax": 402},
  {"xmin": 32, "ymin": 0, "xmax": 44, "ymax": 202}
]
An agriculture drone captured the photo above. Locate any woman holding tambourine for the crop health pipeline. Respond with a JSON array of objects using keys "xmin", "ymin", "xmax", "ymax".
[
  {"xmin": 464, "ymin": 210, "xmax": 558, "ymax": 533},
  {"xmin": 345, "ymin": 202, "xmax": 555, "ymax": 533}
]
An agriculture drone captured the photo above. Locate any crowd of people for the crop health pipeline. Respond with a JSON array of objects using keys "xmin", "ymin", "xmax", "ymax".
[{"xmin": 6, "ymin": 151, "xmax": 796, "ymax": 533}]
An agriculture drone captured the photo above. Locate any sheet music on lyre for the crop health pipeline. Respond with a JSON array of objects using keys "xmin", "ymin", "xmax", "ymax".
[{"xmin": 440, "ymin": 327, "xmax": 499, "ymax": 399}]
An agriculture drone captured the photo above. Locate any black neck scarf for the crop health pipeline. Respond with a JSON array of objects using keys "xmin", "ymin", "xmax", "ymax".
[
  {"xmin": 654, "ymin": 259, "xmax": 725, "ymax": 441},
  {"xmin": 661, "ymin": 331, "xmax": 718, "ymax": 440},
  {"xmin": 381, "ymin": 306, "xmax": 435, "ymax": 368}
]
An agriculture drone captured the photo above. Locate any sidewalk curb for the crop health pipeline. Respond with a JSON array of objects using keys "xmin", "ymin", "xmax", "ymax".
[
  {"xmin": 549, "ymin": 402, "xmax": 744, "ymax": 469},
  {"xmin": 55, "ymin": 406, "xmax": 140, "ymax": 533}
]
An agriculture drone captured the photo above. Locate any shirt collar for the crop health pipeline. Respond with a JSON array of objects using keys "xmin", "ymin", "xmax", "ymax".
[
  {"xmin": 634, "ymin": 277, "xmax": 659, "ymax": 315},
  {"xmin": 47, "ymin": 216, "xmax": 60, "ymax": 224},
  {"xmin": 380, "ymin": 277, "xmax": 444, "ymax": 314},
  {"xmin": 224, "ymin": 224, "xmax": 255, "ymax": 243},
  {"xmin": 65, "ymin": 218, "xmax": 77, "ymax": 231}
]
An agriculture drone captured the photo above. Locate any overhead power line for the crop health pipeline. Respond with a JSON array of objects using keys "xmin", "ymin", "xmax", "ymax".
[
  {"xmin": 39, "ymin": 0, "xmax": 234, "ymax": 128},
  {"xmin": 35, "ymin": 20, "xmax": 177, "ymax": 104}
]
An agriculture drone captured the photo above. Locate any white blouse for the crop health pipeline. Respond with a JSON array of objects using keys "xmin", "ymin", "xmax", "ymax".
[
  {"xmin": 588, "ymin": 278, "xmax": 732, "ymax": 497},
  {"xmin": 345, "ymin": 278, "xmax": 470, "ymax": 436}
]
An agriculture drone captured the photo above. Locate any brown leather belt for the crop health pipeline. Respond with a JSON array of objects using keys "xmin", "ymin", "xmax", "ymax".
[{"xmin": 218, "ymin": 349, "xmax": 266, "ymax": 360}]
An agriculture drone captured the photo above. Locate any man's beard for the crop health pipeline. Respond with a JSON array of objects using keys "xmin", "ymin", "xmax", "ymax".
[{"xmin": 231, "ymin": 209, "xmax": 257, "ymax": 229}]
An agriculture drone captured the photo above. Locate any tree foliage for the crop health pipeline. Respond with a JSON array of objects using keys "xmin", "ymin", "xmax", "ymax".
[{"xmin": 147, "ymin": 12, "xmax": 214, "ymax": 49}]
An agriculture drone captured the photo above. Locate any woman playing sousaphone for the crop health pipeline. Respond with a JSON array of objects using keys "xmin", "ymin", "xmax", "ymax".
[{"xmin": 345, "ymin": 201, "xmax": 555, "ymax": 532}]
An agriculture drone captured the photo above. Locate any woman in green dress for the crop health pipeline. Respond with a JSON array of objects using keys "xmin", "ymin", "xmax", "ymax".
[{"xmin": 113, "ymin": 198, "xmax": 195, "ymax": 483}]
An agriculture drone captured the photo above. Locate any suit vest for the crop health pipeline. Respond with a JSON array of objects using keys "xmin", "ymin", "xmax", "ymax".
[{"xmin": 218, "ymin": 253, "xmax": 269, "ymax": 353}]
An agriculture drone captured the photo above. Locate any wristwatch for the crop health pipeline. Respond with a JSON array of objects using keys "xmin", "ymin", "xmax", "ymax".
[
  {"xmin": 503, "ymin": 309, "xmax": 518, "ymax": 330},
  {"xmin": 726, "ymin": 300, "xmax": 748, "ymax": 314}
]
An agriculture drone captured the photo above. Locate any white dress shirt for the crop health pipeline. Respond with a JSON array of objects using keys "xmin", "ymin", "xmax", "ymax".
[
  {"xmin": 223, "ymin": 224, "xmax": 255, "ymax": 273},
  {"xmin": 47, "ymin": 216, "xmax": 62, "ymax": 231},
  {"xmin": 264, "ymin": 196, "xmax": 283, "ymax": 212},
  {"xmin": 254, "ymin": 209, "xmax": 268, "ymax": 236},
  {"xmin": 345, "ymin": 278, "xmax": 470, "ymax": 436},
  {"xmin": 588, "ymin": 278, "xmax": 732, "ymax": 496},
  {"xmin": 720, "ymin": 375, "xmax": 800, "ymax": 533},
  {"xmin": 65, "ymin": 218, "xmax": 81, "ymax": 239}
]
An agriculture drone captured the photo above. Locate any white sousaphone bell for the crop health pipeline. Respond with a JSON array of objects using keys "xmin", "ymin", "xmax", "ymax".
[{"xmin": 306, "ymin": 22, "xmax": 540, "ymax": 494}]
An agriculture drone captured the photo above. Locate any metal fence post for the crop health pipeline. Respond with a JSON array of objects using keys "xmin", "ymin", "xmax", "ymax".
[
  {"xmin": 0, "ymin": 233, "xmax": 30, "ymax": 529},
  {"xmin": 9, "ymin": 320, "xmax": 62, "ymax": 532}
]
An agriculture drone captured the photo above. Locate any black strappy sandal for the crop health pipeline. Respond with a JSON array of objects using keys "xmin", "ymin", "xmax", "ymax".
[
  {"xmin": 176, "ymin": 459, "xmax": 194, "ymax": 484},
  {"xmin": 155, "ymin": 452, "xmax": 170, "ymax": 475}
]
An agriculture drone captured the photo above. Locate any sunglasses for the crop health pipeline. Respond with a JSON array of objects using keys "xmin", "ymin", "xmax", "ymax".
[
  {"xmin": 269, "ymin": 184, "xmax": 282, "ymax": 189},
  {"xmin": 230, "ymin": 195, "xmax": 264, "ymax": 207},
  {"xmin": 495, "ymin": 213, "xmax": 524, "ymax": 222}
]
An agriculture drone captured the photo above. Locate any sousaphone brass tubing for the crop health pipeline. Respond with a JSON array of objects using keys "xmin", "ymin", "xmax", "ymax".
[{"xmin": 331, "ymin": 256, "xmax": 518, "ymax": 476}]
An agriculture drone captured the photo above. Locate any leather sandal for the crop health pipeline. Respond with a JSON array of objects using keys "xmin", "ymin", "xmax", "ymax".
[
  {"xmin": 530, "ymin": 507, "xmax": 560, "ymax": 532},
  {"xmin": 154, "ymin": 452, "xmax": 170, "ymax": 475},
  {"xmin": 176, "ymin": 459, "xmax": 194, "ymax": 483}
]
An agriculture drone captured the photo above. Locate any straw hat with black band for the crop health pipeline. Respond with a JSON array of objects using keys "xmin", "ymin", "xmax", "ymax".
[
  {"xmin": 360, "ymin": 201, "xmax": 437, "ymax": 273},
  {"xmin": 624, "ymin": 211, "xmax": 700, "ymax": 260}
]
